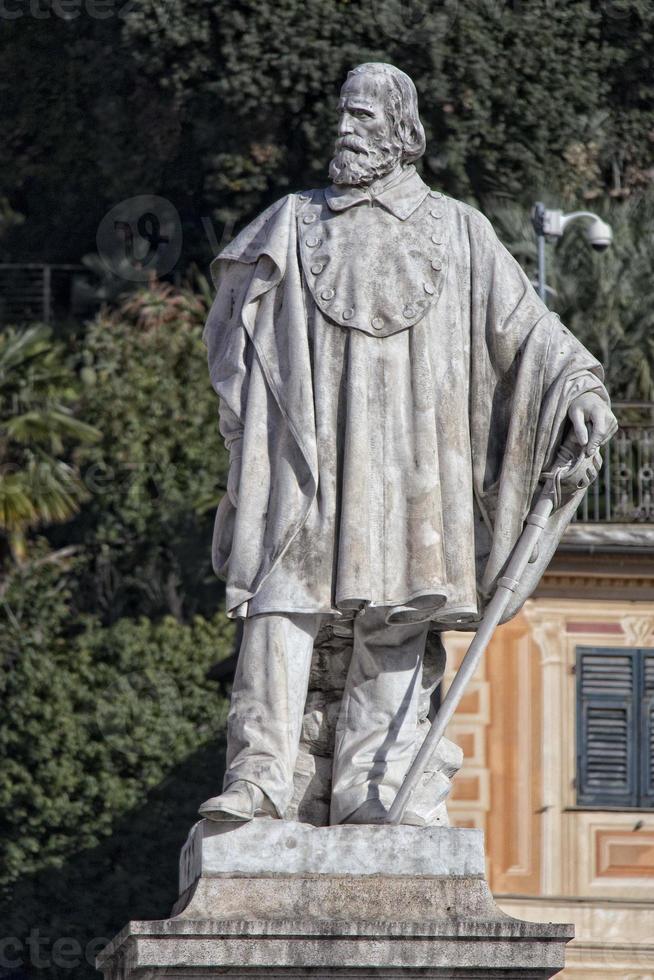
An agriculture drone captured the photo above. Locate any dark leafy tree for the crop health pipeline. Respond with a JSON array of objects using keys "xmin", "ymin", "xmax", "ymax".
[
  {"xmin": 0, "ymin": 554, "xmax": 233, "ymax": 980},
  {"xmin": 0, "ymin": 325, "xmax": 99, "ymax": 564},
  {"xmin": 2, "ymin": 1, "xmax": 653, "ymax": 270},
  {"xmin": 66, "ymin": 279, "xmax": 228, "ymax": 623}
]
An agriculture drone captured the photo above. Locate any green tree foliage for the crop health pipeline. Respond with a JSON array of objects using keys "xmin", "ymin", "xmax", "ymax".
[
  {"xmin": 0, "ymin": 10, "xmax": 127, "ymax": 263},
  {"xmin": 2, "ymin": 1, "xmax": 653, "ymax": 267},
  {"xmin": 0, "ymin": 325, "xmax": 99, "ymax": 563},
  {"xmin": 554, "ymin": 195, "xmax": 654, "ymax": 400},
  {"xmin": 0, "ymin": 282, "xmax": 233, "ymax": 978},
  {"xmin": 0, "ymin": 555, "xmax": 233, "ymax": 979},
  {"xmin": 118, "ymin": 0, "xmax": 618, "ymax": 213},
  {"xmin": 68, "ymin": 279, "xmax": 229, "ymax": 623},
  {"xmin": 599, "ymin": 0, "xmax": 654, "ymax": 197},
  {"xmin": 487, "ymin": 189, "xmax": 654, "ymax": 401}
]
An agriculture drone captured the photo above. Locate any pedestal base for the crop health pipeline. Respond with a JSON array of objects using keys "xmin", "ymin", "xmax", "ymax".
[{"xmin": 97, "ymin": 820, "xmax": 573, "ymax": 979}]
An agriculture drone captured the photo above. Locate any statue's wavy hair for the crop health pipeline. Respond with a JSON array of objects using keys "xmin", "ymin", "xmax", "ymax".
[{"xmin": 348, "ymin": 63, "xmax": 426, "ymax": 164}]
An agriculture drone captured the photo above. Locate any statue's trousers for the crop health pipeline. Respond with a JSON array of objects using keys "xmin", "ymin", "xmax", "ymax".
[{"xmin": 223, "ymin": 608, "xmax": 430, "ymax": 823}]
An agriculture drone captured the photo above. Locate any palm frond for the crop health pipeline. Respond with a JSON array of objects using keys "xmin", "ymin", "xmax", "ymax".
[{"xmin": 4, "ymin": 409, "xmax": 100, "ymax": 450}]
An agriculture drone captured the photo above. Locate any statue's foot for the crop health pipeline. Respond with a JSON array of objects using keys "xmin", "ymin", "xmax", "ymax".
[{"xmin": 198, "ymin": 780, "xmax": 277, "ymax": 822}]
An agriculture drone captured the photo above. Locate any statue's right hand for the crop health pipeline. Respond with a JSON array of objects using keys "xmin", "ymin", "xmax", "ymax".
[
  {"xmin": 560, "ymin": 449, "xmax": 602, "ymax": 491},
  {"xmin": 227, "ymin": 454, "xmax": 242, "ymax": 507}
]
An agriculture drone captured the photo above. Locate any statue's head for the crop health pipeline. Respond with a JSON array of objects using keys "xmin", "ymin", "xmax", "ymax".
[{"xmin": 329, "ymin": 63, "xmax": 426, "ymax": 187}]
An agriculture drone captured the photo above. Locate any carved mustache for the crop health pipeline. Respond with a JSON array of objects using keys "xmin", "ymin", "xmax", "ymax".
[{"xmin": 334, "ymin": 135, "xmax": 371, "ymax": 156}]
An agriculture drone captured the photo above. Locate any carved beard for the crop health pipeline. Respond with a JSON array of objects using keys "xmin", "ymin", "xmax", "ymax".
[{"xmin": 328, "ymin": 134, "xmax": 403, "ymax": 186}]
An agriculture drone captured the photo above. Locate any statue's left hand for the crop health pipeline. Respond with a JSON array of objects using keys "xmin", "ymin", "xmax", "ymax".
[{"xmin": 567, "ymin": 392, "xmax": 618, "ymax": 457}]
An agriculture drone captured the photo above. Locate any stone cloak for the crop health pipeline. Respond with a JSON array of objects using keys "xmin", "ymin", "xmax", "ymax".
[{"xmin": 203, "ymin": 185, "xmax": 606, "ymax": 624}]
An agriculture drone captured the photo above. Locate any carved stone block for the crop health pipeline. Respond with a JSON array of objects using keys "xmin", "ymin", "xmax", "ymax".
[{"xmin": 97, "ymin": 820, "xmax": 574, "ymax": 979}]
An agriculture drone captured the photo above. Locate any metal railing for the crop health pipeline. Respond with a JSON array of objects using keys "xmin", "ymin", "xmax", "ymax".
[
  {"xmin": 0, "ymin": 263, "xmax": 86, "ymax": 326},
  {"xmin": 576, "ymin": 403, "xmax": 654, "ymax": 523}
]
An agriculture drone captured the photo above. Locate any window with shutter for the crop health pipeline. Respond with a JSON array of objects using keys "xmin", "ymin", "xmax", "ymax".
[
  {"xmin": 577, "ymin": 648, "xmax": 637, "ymax": 807},
  {"xmin": 577, "ymin": 647, "xmax": 654, "ymax": 809},
  {"xmin": 640, "ymin": 652, "xmax": 654, "ymax": 807}
]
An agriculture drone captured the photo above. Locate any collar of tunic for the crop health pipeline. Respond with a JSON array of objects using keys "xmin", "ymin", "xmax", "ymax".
[
  {"xmin": 298, "ymin": 170, "xmax": 449, "ymax": 338},
  {"xmin": 324, "ymin": 166, "xmax": 431, "ymax": 221}
]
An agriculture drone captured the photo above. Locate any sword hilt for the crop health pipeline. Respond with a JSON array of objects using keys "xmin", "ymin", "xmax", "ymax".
[{"xmin": 542, "ymin": 431, "xmax": 601, "ymax": 509}]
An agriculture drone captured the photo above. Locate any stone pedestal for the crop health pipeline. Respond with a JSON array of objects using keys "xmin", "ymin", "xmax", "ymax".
[{"xmin": 97, "ymin": 819, "xmax": 573, "ymax": 978}]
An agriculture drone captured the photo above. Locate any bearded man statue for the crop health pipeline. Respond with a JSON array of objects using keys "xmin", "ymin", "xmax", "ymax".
[{"xmin": 199, "ymin": 63, "xmax": 616, "ymax": 827}]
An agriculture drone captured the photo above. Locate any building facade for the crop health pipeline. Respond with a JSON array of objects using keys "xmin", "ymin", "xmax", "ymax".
[{"xmin": 446, "ymin": 510, "xmax": 654, "ymax": 977}]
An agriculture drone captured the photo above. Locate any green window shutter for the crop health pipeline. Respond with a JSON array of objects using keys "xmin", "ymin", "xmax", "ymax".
[
  {"xmin": 640, "ymin": 651, "xmax": 654, "ymax": 807},
  {"xmin": 577, "ymin": 647, "xmax": 638, "ymax": 807}
]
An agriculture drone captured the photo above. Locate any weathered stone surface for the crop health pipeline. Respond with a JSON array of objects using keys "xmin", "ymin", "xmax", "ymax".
[
  {"xmin": 179, "ymin": 819, "xmax": 485, "ymax": 890},
  {"xmin": 97, "ymin": 821, "xmax": 574, "ymax": 979},
  {"xmin": 173, "ymin": 874, "xmax": 499, "ymax": 923},
  {"xmin": 299, "ymin": 690, "xmax": 341, "ymax": 756},
  {"xmin": 286, "ymin": 750, "xmax": 332, "ymax": 825},
  {"xmin": 307, "ymin": 623, "xmax": 354, "ymax": 692},
  {"xmin": 418, "ymin": 630, "xmax": 448, "ymax": 721},
  {"xmin": 98, "ymin": 916, "xmax": 574, "ymax": 979}
]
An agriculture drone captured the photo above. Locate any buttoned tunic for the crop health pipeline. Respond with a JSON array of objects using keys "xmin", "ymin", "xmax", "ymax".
[{"xmin": 204, "ymin": 168, "xmax": 606, "ymax": 625}]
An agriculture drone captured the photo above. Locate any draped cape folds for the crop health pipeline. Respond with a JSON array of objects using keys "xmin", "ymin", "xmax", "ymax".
[{"xmin": 203, "ymin": 179, "xmax": 607, "ymax": 626}]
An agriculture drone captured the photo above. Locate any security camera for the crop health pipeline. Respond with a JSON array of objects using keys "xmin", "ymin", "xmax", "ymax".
[
  {"xmin": 586, "ymin": 218, "xmax": 612, "ymax": 252},
  {"xmin": 534, "ymin": 205, "xmax": 613, "ymax": 302}
]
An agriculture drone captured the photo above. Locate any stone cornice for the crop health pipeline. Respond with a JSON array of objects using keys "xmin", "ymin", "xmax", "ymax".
[{"xmin": 560, "ymin": 522, "xmax": 654, "ymax": 553}]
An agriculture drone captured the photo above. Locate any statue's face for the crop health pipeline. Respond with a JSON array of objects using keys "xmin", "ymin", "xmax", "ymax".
[{"xmin": 329, "ymin": 72, "xmax": 404, "ymax": 187}]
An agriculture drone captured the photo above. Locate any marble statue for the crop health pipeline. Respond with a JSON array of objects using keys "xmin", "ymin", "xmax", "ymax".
[{"xmin": 199, "ymin": 62, "xmax": 617, "ymax": 828}]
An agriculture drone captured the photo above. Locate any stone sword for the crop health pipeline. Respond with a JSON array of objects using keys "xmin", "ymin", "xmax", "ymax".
[{"xmin": 386, "ymin": 435, "xmax": 598, "ymax": 825}]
